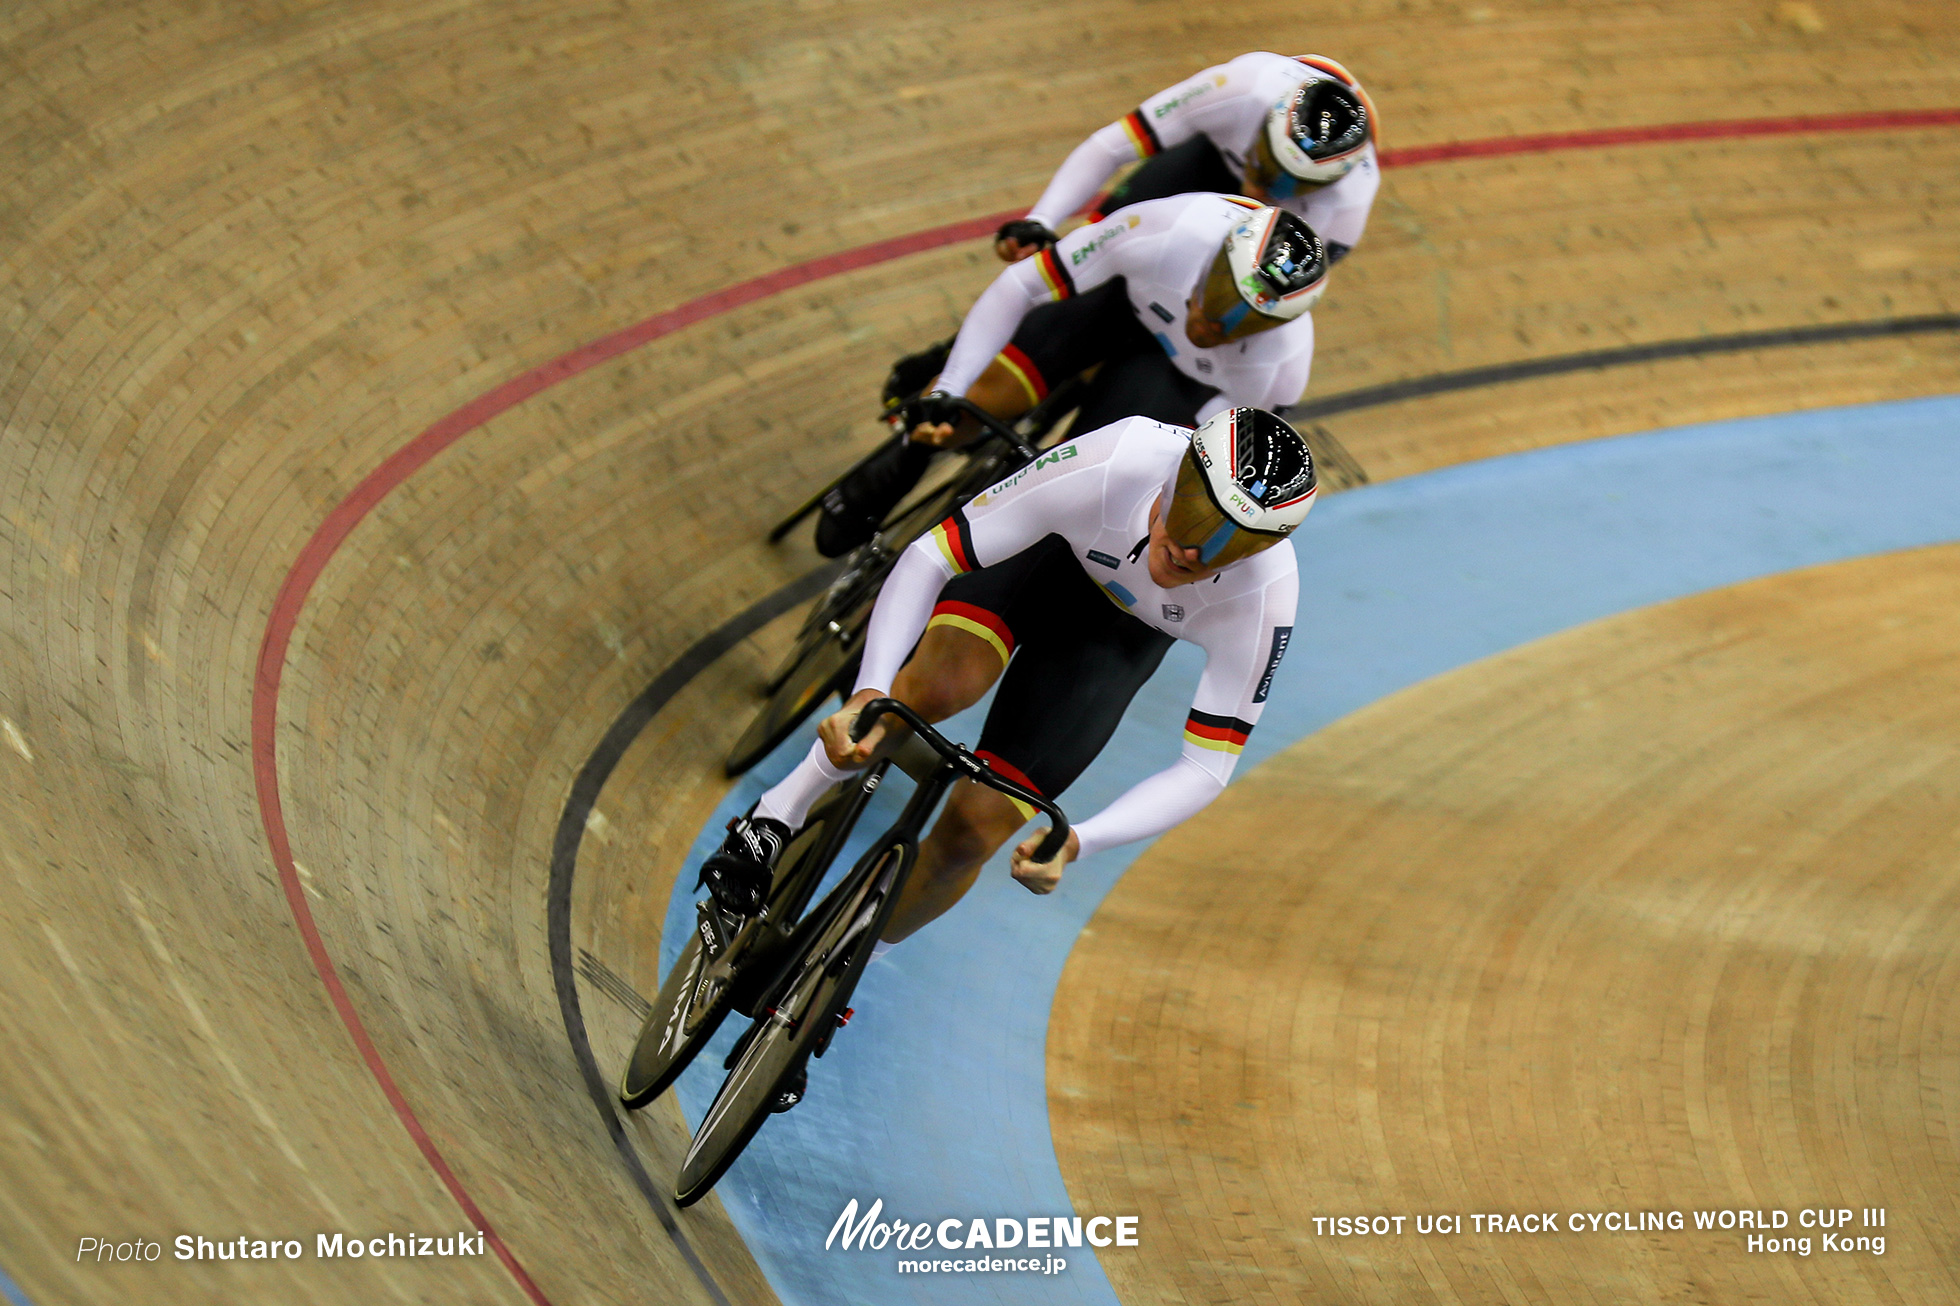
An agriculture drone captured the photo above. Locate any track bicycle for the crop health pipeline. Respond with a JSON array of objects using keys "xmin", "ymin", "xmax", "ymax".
[
  {"xmin": 723, "ymin": 387, "xmax": 1081, "ymax": 776},
  {"xmin": 616, "ymin": 698, "xmax": 1070, "ymax": 1206}
]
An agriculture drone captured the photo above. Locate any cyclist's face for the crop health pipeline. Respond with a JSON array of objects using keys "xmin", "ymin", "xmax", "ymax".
[{"xmin": 1147, "ymin": 495, "xmax": 1222, "ymax": 588}]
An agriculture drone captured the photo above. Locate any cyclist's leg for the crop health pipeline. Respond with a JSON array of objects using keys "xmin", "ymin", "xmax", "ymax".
[
  {"xmin": 823, "ymin": 282, "xmax": 1133, "ymax": 556},
  {"xmin": 1094, "ymin": 136, "xmax": 1239, "ymax": 218},
  {"xmin": 751, "ymin": 539, "xmax": 1065, "ymax": 832},
  {"xmin": 918, "ymin": 280, "xmax": 1133, "ymax": 447},
  {"xmin": 882, "ymin": 552, "xmax": 1175, "ymax": 941}
]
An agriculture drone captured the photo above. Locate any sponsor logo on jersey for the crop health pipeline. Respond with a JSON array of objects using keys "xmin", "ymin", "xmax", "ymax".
[
  {"xmin": 983, "ymin": 443, "xmax": 1078, "ymax": 496},
  {"xmin": 1150, "ymin": 74, "xmax": 1228, "ymax": 118},
  {"xmin": 1252, "ymin": 625, "xmax": 1292, "ymax": 703},
  {"xmin": 1087, "ymin": 550, "xmax": 1121, "ymax": 569},
  {"xmin": 1161, "ymin": 604, "xmax": 1185, "ymax": 622},
  {"xmin": 1068, "ymin": 217, "xmax": 1139, "ymax": 267}
]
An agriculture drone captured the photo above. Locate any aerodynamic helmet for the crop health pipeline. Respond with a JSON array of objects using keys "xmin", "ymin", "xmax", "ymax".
[
  {"xmin": 1163, "ymin": 407, "xmax": 1318, "ymax": 568},
  {"xmin": 1197, "ymin": 206, "xmax": 1329, "ymax": 340},
  {"xmin": 1249, "ymin": 75, "xmax": 1371, "ymax": 196}
]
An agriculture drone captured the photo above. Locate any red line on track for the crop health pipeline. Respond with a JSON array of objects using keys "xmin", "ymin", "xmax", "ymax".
[
  {"xmin": 251, "ymin": 104, "xmax": 1960, "ymax": 1305},
  {"xmin": 1379, "ymin": 106, "xmax": 1960, "ymax": 167}
]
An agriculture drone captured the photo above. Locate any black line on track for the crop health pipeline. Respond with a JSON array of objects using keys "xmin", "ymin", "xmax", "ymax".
[
  {"xmin": 548, "ymin": 311, "xmax": 1960, "ymax": 1287},
  {"xmin": 547, "ymin": 562, "xmax": 841, "ymax": 1306},
  {"xmin": 1289, "ymin": 314, "xmax": 1960, "ymax": 420}
]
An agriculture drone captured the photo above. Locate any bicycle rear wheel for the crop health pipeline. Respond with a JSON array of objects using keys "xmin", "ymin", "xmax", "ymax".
[
  {"xmin": 672, "ymin": 844, "xmax": 899, "ymax": 1205},
  {"xmin": 724, "ymin": 622, "xmax": 863, "ymax": 776}
]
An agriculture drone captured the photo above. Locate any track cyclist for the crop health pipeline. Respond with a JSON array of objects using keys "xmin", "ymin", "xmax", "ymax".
[
  {"xmin": 995, "ymin": 51, "xmax": 1380, "ymax": 266},
  {"xmin": 701, "ymin": 406, "xmax": 1314, "ymax": 1070},
  {"xmin": 816, "ymin": 193, "xmax": 1329, "ymax": 555}
]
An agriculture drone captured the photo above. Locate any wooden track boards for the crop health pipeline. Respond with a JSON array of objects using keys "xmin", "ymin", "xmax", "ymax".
[
  {"xmin": 1052, "ymin": 544, "xmax": 1960, "ymax": 1304},
  {"xmin": 1, "ymin": 0, "xmax": 1958, "ymax": 1303}
]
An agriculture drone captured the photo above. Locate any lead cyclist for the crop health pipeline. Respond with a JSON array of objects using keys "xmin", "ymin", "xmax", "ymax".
[{"xmin": 702, "ymin": 407, "xmax": 1314, "ymax": 1020}]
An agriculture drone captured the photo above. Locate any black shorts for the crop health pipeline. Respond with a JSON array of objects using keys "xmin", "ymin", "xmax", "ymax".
[
  {"xmin": 925, "ymin": 535, "xmax": 1174, "ymax": 804},
  {"xmin": 996, "ymin": 279, "xmax": 1217, "ymax": 434},
  {"xmin": 1095, "ymin": 136, "xmax": 1239, "ymax": 217}
]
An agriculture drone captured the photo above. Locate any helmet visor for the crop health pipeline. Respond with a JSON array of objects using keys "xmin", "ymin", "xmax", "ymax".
[
  {"xmin": 1199, "ymin": 244, "xmax": 1288, "ymax": 343},
  {"xmin": 1165, "ymin": 449, "xmax": 1290, "ymax": 568}
]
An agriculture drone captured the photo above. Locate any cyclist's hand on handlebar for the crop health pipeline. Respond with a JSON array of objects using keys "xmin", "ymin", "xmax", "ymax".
[
  {"xmin": 819, "ymin": 687, "xmax": 890, "ymax": 768},
  {"xmin": 902, "ymin": 390, "xmax": 965, "ymax": 448},
  {"xmin": 1010, "ymin": 826, "xmax": 1080, "ymax": 895},
  {"xmin": 994, "ymin": 219, "xmax": 1057, "ymax": 264}
]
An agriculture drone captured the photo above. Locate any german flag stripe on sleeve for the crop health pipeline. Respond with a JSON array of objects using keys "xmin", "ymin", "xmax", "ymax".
[
  {"xmin": 929, "ymin": 508, "xmax": 981, "ymax": 574},
  {"xmin": 1184, "ymin": 708, "xmax": 1254, "ymax": 754},
  {"xmin": 1120, "ymin": 109, "xmax": 1163, "ymax": 158},
  {"xmin": 1032, "ymin": 247, "xmax": 1076, "ymax": 302}
]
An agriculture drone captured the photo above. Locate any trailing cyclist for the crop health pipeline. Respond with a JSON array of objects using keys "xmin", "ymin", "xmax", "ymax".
[
  {"xmin": 816, "ymin": 194, "xmax": 1329, "ymax": 555},
  {"xmin": 996, "ymin": 51, "xmax": 1380, "ymax": 267},
  {"xmin": 703, "ymin": 406, "xmax": 1312, "ymax": 1010}
]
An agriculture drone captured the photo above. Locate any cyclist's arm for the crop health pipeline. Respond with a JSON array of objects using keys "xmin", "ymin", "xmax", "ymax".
[
  {"xmin": 1024, "ymin": 121, "xmax": 1153, "ymax": 231},
  {"xmin": 1022, "ymin": 57, "xmax": 1249, "ymax": 228},
  {"xmin": 936, "ymin": 214, "xmax": 1141, "ymax": 397},
  {"xmin": 1071, "ymin": 574, "xmax": 1297, "ymax": 858}
]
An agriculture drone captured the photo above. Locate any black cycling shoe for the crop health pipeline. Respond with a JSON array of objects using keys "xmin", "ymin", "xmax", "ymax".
[
  {"xmin": 770, "ymin": 1065, "xmax": 808, "ymax": 1114},
  {"xmin": 696, "ymin": 813, "xmax": 790, "ymax": 917},
  {"xmin": 813, "ymin": 436, "xmax": 935, "ymax": 557},
  {"xmin": 880, "ymin": 338, "xmax": 954, "ymax": 414}
]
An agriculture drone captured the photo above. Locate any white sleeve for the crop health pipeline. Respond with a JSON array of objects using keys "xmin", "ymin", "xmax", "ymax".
[
  {"xmin": 852, "ymin": 545, "xmax": 955, "ymax": 696},
  {"xmin": 1071, "ymin": 756, "xmax": 1225, "ymax": 859},
  {"xmin": 1026, "ymin": 121, "xmax": 1147, "ymax": 230},
  {"xmin": 1072, "ymin": 571, "xmax": 1296, "ymax": 857},
  {"xmin": 935, "ymin": 258, "xmax": 1052, "ymax": 397}
]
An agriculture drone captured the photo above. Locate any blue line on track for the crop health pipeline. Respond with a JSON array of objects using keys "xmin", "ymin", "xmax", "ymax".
[{"xmin": 667, "ymin": 394, "xmax": 1960, "ymax": 1306}]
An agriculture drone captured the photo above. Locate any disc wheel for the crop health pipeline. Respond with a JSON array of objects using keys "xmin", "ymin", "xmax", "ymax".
[
  {"xmin": 724, "ymin": 623, "xmax": 863, "ymax": 776},
  {"xmin": 672, "ymin": 849, "xmax": 893, "ymax": 1205},
  {"xmin": 618, "ymin": 928, "xmax": 730, "ymax": 1109}
]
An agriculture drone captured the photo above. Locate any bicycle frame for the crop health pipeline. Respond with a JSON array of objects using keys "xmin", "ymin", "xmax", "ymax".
[{"xmin": 740, "ymin": 700, "xmax": 1069, "ymax": 1031}]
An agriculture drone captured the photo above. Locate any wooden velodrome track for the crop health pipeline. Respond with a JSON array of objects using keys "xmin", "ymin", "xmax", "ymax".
[{"xmin": 2, "ymin": 0, "xmax": 1957, "ymax": 1303}]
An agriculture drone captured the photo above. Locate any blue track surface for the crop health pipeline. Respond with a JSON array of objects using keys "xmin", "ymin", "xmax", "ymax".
[
  {"xmin": 0, "ymin": 1264, "xmax": 34, "ymax": 1306},
  {"xmin": 665, "ymin": 395, "xmax": 1960, "ymax": 1306}
]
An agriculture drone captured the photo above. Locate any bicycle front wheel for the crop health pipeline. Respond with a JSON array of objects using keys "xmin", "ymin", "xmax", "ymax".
[
  {"xmin": 672, "ymin": 844, "xmax": 897, "ymax": 1205},
  {"xmin": 618, "ymin": 929, "xmax": 728, "ymax": 1109}
]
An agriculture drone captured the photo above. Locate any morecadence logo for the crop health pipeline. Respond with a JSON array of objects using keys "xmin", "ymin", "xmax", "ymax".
[{"xmin": 825, "ymin": 1198, "xmax": 1137, "ymax": 1276}]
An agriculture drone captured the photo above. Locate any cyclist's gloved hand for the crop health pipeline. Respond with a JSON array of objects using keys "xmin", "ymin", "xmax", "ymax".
[
  {"xmin": 994, "ymin": 219, "xmax": 1058, "ymax": 263},
  {"xmin": 901, "ymin": 390, "xmax": 966, "ymax": 447}
]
